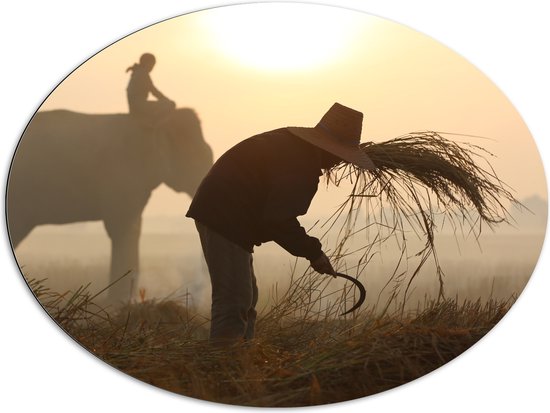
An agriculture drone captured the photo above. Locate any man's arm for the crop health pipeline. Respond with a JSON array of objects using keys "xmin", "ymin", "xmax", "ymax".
[
  {"xmin": 266, "ymin": 218, "xmax": 336, "ymax": 276},
  {"xmin": 150, "ymin": 84, "xmax": 168, "ymax": 100},
  {"xmin": 267, "ymin": 217, "xmax": 322, "ymax": 260},
  {"xmin": 260, "ymin": 142, "xmax": 334, "ymax": 273}
]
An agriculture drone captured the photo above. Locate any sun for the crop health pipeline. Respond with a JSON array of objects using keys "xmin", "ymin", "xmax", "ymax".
[{"xmin": 198, "ymin": 3, "xmax": 365, "ymax": 72}]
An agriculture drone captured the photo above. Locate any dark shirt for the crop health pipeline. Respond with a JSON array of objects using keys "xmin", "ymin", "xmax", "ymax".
[{"xmin": 186, "ymin": 128, "xmax": 323, "ymax": 261}]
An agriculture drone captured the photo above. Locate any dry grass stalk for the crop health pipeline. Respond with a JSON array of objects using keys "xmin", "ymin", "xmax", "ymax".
[
  {"xmin": 27, "ymin": 277, "xmax": 513, "ymax": 407},
  {"xmin": 321, "ymin": 131, "xmax": 521, "ymax": 311}
]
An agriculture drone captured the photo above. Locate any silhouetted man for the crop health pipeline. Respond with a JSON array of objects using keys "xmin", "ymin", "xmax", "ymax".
[{"xmin": 187, "ymin": 103, "xmax": 375, "ymax": 344}]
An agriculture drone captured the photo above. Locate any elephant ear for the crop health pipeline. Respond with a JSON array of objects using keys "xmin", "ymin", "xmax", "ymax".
[
  {"xmin": 154, "ymin": 124, "xmax": 175, "ymax": 173},
  {"xmin": 156, "ymin": 108, "xmax": 213, "ymax": 195},
  {"xmin": 161, "ymin": 110, "xmax": 180, "ymax": 136},
  {"xmin": 168, "ymin": 109, "xmax": 205, "ymax": 142}
]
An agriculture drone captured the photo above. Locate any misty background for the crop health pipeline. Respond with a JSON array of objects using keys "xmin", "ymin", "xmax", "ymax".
[
  {"xmin": 11, "ymin": 3, "xmax": 547, "ymax": 312},
  {"xmin": 14, "ymin": 193, "xmax": 546, "ymax": 312}
]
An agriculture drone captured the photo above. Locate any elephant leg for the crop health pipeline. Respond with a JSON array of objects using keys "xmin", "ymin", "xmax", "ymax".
[
  {"xmin": 7, "ymin": 219, "xmax": 33, "ymax": 249},
  {"xmin": 103, "ymin": 215, "xmax": 142, "ymax": 304}
]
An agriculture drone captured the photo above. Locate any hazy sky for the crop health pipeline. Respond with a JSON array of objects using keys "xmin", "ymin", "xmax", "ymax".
[
  {"xmin": 39, "ymin": 2, "xmax": 546, "ymax": 216},
  {"xmin": 4, "ymin": 2, "xmax": 550, "ymax": 412}
]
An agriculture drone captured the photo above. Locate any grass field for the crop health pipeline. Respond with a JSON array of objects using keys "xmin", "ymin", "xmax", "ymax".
[
  {"xmin": 13, "ymin": 220, "xmax": 542, "ymax": 406},
  {"xmin": 28, "ymin": 274, "xmax": 512, "ymax": 407}
]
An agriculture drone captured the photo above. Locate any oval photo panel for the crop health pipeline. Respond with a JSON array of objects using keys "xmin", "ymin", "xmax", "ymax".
[{"xmin": 6, "ymin": 2, "xmax": 547, "ymax": 407}]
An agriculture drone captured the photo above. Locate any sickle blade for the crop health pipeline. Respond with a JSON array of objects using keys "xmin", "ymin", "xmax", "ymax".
[{"xmin": 335, "ymin": 272, "xmax": 366, "ymax": 316}]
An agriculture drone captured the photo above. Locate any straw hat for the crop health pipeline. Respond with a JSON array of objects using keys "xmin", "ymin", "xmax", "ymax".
[{"xmin": 287, "ymin": 103, "xmax": 376, "ymax": 170}]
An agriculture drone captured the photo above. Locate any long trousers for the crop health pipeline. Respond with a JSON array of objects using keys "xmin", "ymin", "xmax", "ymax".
[{"xmin": 195, "ymin": 221, "xmax": 258, "ymax": 343}]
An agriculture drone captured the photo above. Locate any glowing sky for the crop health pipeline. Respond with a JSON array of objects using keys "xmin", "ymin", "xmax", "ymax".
[{"xmin": 39, "ymin": 2, "xmax": 546, "ymax": 216}]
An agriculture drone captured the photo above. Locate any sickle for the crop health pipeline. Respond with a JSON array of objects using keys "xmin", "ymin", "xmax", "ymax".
[{"xmin": 334, "ymin": 272, "xmax": 366, "ymax": 316}]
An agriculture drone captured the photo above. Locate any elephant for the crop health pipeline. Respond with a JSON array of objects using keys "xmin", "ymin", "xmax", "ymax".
[{"xmin": 6, "ymin": 108, "xmax": 213, "ymax": 302}]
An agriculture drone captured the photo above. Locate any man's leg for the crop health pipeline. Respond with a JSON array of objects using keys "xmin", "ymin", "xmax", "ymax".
[
  {"xmin": 244, "ymin": 256, "xmax": 258, "ymax": 340},
  {"xmin": 195, "ymin": 221, "xmax": 256, "ymax": 344}
]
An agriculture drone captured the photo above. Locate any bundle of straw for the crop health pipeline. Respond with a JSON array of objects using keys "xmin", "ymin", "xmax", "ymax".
[
  {"xmin": 360, "ymin": 131, "xmax": 516, "ymax": 225},
  {"xmin": 322, "ymin": 131, "xmax": 520, "ymax": 309}
]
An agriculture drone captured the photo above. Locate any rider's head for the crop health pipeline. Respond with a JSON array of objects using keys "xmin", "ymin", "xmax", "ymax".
[{"xmin": 139, "ymin": 53, "xmax": 156, "ymax": 72}]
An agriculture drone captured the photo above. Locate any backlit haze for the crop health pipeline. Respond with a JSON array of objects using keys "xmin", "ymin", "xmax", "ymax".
[
  {"xmin": 38, "ymin": 2, "xmax": 546, "ymax": 219},
  {"xmin": 17, "ymin": 2, "xmax": 546, "ymax": 307},
  {"xmin": 5, "ymin": 3, "xmax": 548, "ymax": 411}
]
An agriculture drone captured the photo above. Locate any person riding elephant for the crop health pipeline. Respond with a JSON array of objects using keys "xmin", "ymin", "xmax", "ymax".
[{"xmin": 126, "ymin": 53, "xmax": 176, "ymax": 126}]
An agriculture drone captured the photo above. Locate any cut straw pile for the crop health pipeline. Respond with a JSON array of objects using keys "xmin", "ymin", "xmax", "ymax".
[{"xmin": 322, "ymin": 131, "xmax": 520, "ymax": 308}]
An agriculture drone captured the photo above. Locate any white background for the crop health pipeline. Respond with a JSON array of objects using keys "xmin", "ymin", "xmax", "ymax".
[{"xmin": 1, "ymin": 1, "xmax": 548, "ymax": 412}]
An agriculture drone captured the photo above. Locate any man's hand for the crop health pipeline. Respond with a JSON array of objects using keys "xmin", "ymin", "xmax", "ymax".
[{"xmin": 310, "ymin": 253, "xmax": 336, "ymax": 277}]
